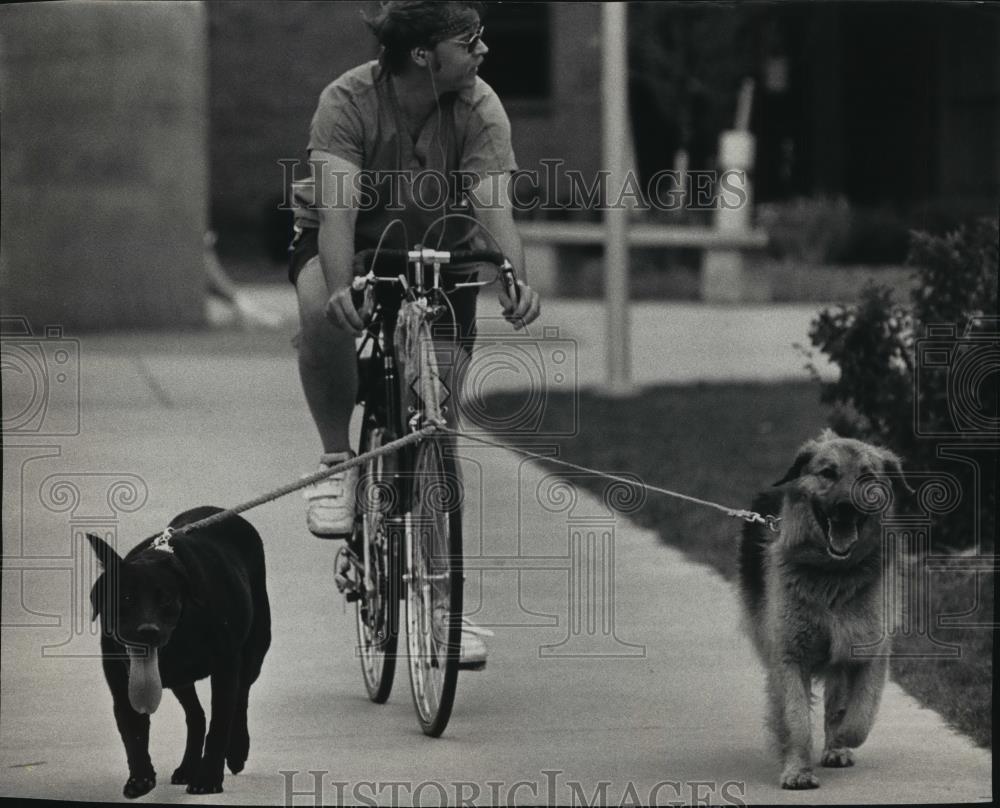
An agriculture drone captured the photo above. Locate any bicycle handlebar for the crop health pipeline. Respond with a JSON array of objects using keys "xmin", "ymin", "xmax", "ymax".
[
  {"xmin": 353, "ymin": 246, "xmax": 521, "ymax": 305},
  {"xmin": 354, "ymin": 246, "xmax": 504, "ymax": 269}
]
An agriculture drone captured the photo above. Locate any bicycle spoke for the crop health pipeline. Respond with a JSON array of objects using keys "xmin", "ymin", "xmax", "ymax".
[
  {"xmin": 354, "ymin": 421, "xmax": 398, "ymax": 703},
  {"xmin": 406, "ymin": 435, "xmax": 462, "ymax": 736}
]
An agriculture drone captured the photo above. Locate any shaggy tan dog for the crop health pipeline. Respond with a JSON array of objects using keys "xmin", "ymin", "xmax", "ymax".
[{"xmin": 739, "ymin": 430, "xmax": 912, "ymax": 789}]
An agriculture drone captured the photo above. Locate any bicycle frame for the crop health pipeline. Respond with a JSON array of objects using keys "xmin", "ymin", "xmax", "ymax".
[
  {"xmin": 354, "ymin": 308, "xmax": 406, "ymax": 609},
  {"xmin": 349, "ymin": 244, "xmax": 513, "ymax": 735}
]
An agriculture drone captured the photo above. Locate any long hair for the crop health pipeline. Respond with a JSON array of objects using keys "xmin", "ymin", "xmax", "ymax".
[{"xmin": 362, "ymin": 1, "xmax": 484, "ymax": 75}]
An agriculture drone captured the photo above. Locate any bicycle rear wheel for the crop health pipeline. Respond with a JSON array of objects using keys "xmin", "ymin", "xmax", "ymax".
[
  {"xmin": 406, "ymin": 432, "xmax": 463, "ymax": 737},
  {"xmin": 354, "ymin": 419, "xmax": 399, "ymax": 703}
]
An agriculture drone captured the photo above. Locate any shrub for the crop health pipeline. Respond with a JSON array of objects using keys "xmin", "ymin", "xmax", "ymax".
[
  {"xmin": 758, "ymin": 198, "xmax": 921, "ymax": 266},
  {"xmin": 757, "ymin": 196, "xmax": 853, "ymax": 265},
  {"xmin": 806, "ymin": 217, "xmax": 998, "ymax": 551},
  {"xmin": 839, "ymin": 206, "xmax": 912, "ymax": 265}
]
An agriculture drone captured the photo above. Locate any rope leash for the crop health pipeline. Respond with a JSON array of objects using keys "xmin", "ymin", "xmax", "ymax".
[
  {"xmin": 160, "ymin": 425, "xmax": 439, "ymax": 541},
  {"xmin": 438, "ymin": 427, "xmax": 781, "ymax": 531},
  {"xmin": 155, "ymin": 424, "xmax": 779, "ymax": 546}
]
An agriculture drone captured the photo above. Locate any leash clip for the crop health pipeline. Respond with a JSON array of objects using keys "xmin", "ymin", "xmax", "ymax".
[
  {"xmin": 733, "ymin": 510, "xmax": 782, "ymax": 534},
  {"xmin": 152, "ymin": 527, "xmax": 175, "ymax": 553}
]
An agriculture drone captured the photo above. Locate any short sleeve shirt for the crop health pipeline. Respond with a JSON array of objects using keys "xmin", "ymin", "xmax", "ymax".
[{"xmin": 292, "ymin": 61, "xmax": 517, "ymax": 252}]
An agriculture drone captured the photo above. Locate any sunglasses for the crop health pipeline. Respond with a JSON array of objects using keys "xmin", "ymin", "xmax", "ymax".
[{"xmin": 449, "ymin": 24, "xmax": 485, "ymax": 54}]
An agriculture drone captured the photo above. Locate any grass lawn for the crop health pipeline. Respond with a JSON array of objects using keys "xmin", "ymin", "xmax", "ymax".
[{"xmin": 479, "ymin": 381, "xmax": 993, "ymax": 748}]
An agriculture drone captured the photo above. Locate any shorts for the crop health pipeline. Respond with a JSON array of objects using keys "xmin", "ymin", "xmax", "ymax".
[{"xmin": 288, "ymin": 226, "xmax": 479, "ymax": 348}]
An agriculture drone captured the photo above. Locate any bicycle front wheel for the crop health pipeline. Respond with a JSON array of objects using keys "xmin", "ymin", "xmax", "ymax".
[
  {"xmin": 406, "ymin": 432, "xmax": 463, "ymax": 737},
  {"xmin": 354, "ymin": 419, "xmax": 399, "ymax": 703}
]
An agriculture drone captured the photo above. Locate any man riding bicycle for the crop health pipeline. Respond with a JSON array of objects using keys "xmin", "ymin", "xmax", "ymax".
[{"xmin": 288, "ymin": 1, "xmax": 541, "ymax": 668}]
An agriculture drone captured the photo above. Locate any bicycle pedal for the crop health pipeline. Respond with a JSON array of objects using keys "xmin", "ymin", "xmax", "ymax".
[{"xmin": 333, "ymin": 547, "xmax": 361, "ymax": 596}]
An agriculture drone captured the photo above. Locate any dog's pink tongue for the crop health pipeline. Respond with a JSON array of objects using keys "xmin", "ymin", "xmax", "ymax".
[{"xmin": 127, "ymin": 647, "xmax": 162, "ymax": 715}]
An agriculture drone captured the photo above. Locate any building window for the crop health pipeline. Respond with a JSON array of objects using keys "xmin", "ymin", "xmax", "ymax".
[{"xmin": 477, "ymin": 2, "xmax": 551, "ymax": 102}]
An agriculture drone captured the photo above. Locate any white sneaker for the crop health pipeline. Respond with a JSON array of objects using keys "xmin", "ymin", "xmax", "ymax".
[
  {"xmin": 458, "ymin": 619, "xmax": 493, "ymax": 671},
  {"xmin": 304, "ymin": 451, "xmax": 358, "ymax": 538}
]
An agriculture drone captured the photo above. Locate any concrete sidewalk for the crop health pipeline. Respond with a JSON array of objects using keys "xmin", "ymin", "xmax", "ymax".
[{"xmin": 1, "ymin": 304, "xmax": 990, "ymax": 805}]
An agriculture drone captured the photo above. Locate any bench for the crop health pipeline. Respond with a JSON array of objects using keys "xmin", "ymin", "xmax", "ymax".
[{"xmin": 516, "ymin": 220, "xmax": 769, "ymax": 303}]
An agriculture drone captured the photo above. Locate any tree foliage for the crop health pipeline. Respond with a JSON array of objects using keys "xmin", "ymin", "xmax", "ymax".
[{"xmin": 807, "ymin": 218, "xmax": 998, "ymax": 549}]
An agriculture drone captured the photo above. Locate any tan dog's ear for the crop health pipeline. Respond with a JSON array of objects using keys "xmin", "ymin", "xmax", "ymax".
[
  {"xmin": 881, "ymin": 451, "xmax": 915, "ymax": 497},
  {"xmin": 773, "ymin": 441, "xmax": 818, "ymax": 486}
]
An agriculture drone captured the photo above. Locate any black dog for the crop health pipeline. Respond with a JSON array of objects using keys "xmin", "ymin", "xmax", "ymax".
[{"xmin": 87, "ymin": 506, "xmax": 271, "ymax": 799}]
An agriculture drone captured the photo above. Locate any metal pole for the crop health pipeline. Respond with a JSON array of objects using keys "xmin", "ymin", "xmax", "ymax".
[{"xmin": 601, "ymin": 2, "xmax": 632, "ymax": 395}]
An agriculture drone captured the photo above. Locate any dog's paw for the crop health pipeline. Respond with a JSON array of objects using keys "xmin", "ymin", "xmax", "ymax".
[
  {"xmin": 170, "ymin": 763, "xmax": 198, "ymax": 785},
  {"xmin": 123, "ymin": 774, "xmax": 156, "ymax": 799},
  {"xmin": 821, "ymin": 747, "xmax": 855, "ymax": 768},
  {"xmin": 780, "ymin": 768, "xmax": 820, "ymax": 790},
  {"xmin": 227, "ymin": 731, "xmax": 249, "ymax": 774},
  {"xmin": 186, "ymin": 780, "xmax": 224, "ymax": 795}
]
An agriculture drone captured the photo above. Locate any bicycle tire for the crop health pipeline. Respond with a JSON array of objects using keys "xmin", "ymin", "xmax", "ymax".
[
  {"xmin": 354, "ymin": 416, "xmax": 399, "ymax": 703},
  {"xmin": 406, "ymin": 431, "xmax": 463, "ymax": 737}
]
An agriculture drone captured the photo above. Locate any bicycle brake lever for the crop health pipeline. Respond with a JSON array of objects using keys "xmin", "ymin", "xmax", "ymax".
[
  {"xmin": 349, "ymin": 274, "xmax": 376, "ymax": 325},
  {"xmin": 350, "ymin": 274, "xmax": 372, "ymax": 315},
  {"xmin": 500, "ymin": 260, "xmax": 521, "ymax": 306}
]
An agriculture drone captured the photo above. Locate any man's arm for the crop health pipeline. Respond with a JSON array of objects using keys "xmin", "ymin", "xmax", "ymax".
[
  {"xmin": 311, "ymin": 149, "xmax": 365, "ymax": 333},
  {"xmin": 469, "ymin": 171, "xmax": 540, "ymax": 329}
]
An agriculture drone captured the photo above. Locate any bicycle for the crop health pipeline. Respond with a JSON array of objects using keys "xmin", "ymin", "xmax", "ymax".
[{"xmin": 334, "ymin": 238, "xmax": 520, "ymax": 737}]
